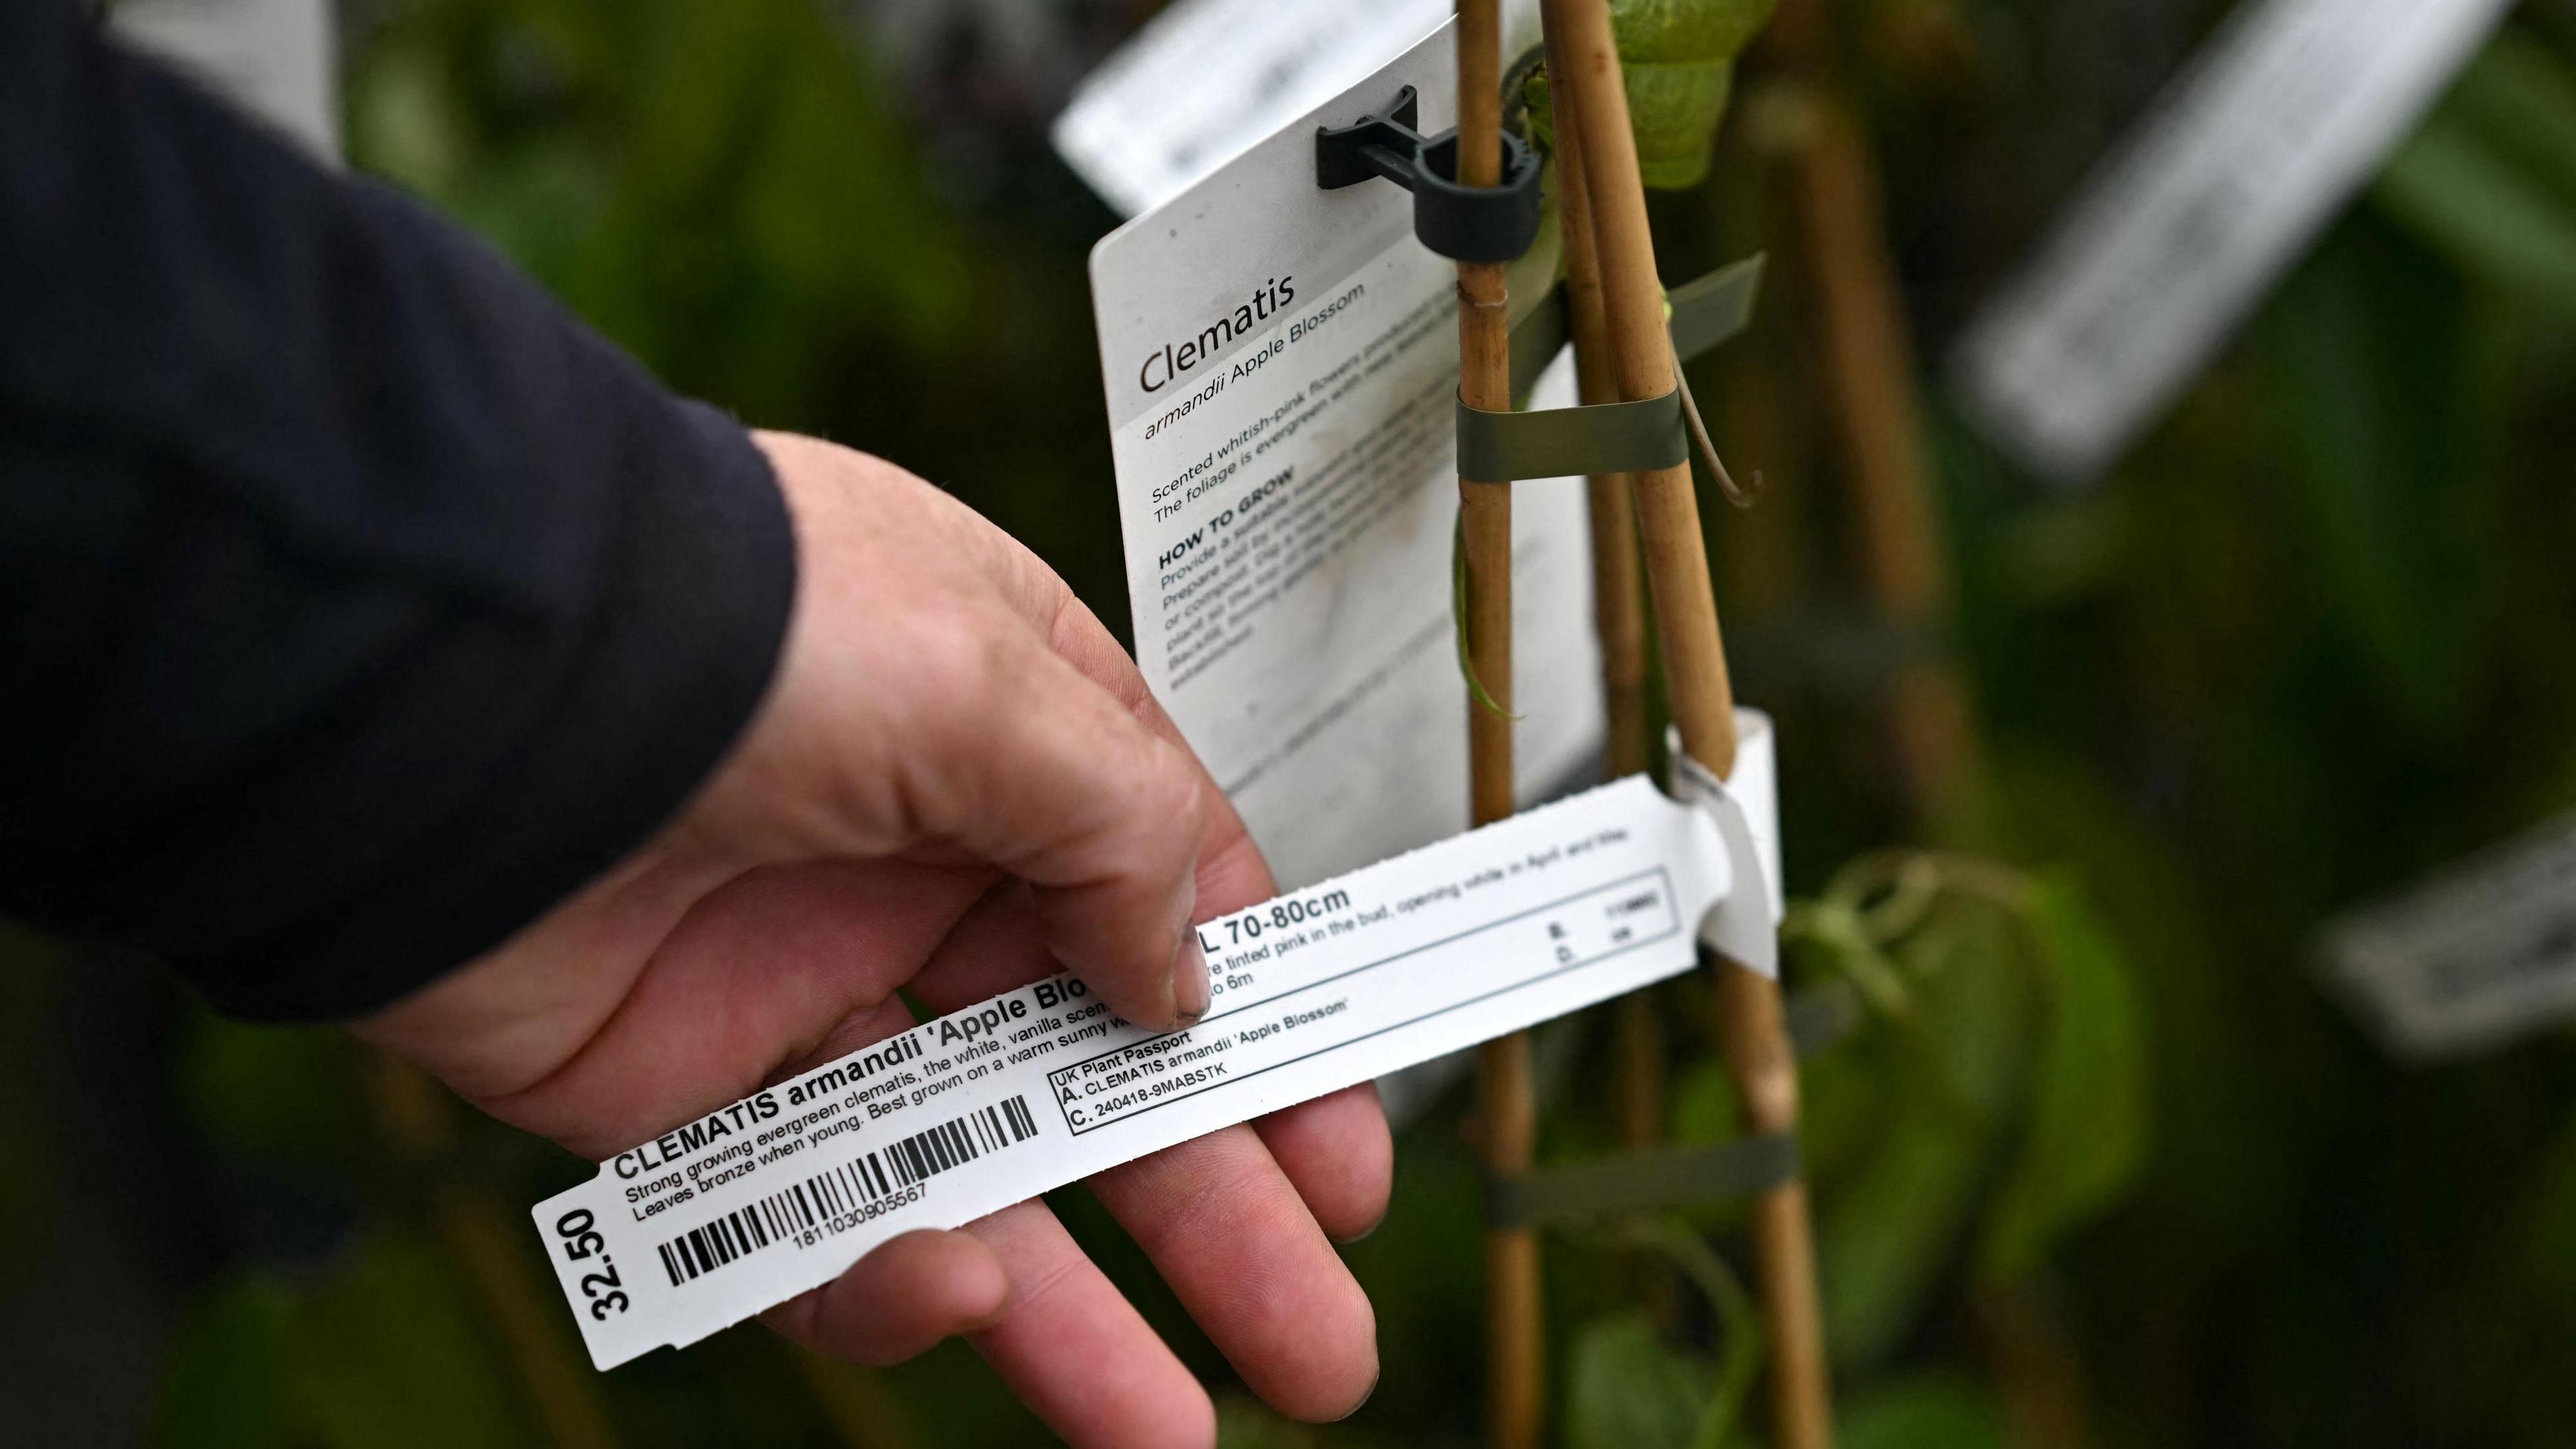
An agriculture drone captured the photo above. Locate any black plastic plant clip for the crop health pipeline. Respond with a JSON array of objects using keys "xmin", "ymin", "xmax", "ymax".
[{"xmin": 1316, "ymin": 85, "xmax": 1542, "ymax": 264}]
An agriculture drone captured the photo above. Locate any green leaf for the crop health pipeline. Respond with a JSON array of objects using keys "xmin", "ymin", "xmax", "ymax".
[
  {"xmin": 1818, "ymin": 1087, "xmax": 1985, "ymax": 1365},
  {"xmin": 1530, "ymin": 64, "xmax": 1737, "ymax": 192},
  {"xmin": 1818, "ymin": 892, "xmax": 2033, "ymax": 1366},
  {"xmin": 1611, "ymin": 0, "xmax": 1779, "ymax": 65},
  {"xmin": 1671, "ymin": 1057, "xmax": 1743, "ymax": 1146},
  {"xmin": 1637, "ymin": 1223, "xmax": 1762, "ymax": 1449},
  {"xmin": 2377, "ymin": 28, "xmax": 2576, "ymax": 316},
  {"xmin": 2255, "ymin": 213, "xmax": 2512, "ymax": 735},
  {"xmin": 2379, "ymin": 119, "xmax": 2576, "ymax": 318},
  {"xmin": 1527, "ymin": 0, "xmax": 1775, "ymax": 189},
  {"xmin": 1628, "ymin": 61, "xmax": 1736, "ymax": 190},
  {"xmin": 1793, "ymin": 1022, "xmax": 1881, "ymax": 1180},
  {"xmin": 2523, "ymin": 1105, "xmax": 2576, "ymax": 1292},
  {"xmin": 178, "ymin": 1016, "xmax": 364, "ymax": 1165},
  {"xmin": 156, "ymin": 1242, "xmax": 537, "ymax": 1449},
  {"xmin": 1976, "ymin": 875, "xmax": 2151, "ymax": 1281},
  {"xmin": 1838, "ymin": 1373, "xmax": 2008, "ymax": 1449},
  {"xmin": 343, "ymin": 0, "xmax": 975, "ymax": 433},
  {"xmin": 1566, "ymin": 1313, "xmax": 1715, "ymax": 1449},
  {"xmin": 1982, "ymin": 747, "xmax": 2297, "ymax": 1251},
  {"xmin": 152, "ymin": 1277, "xmax": 302, "ymax": 1449},
  {"xmin": 344, "ymin": 42, "xmax": 466, "ymax": 199},
  {"xmin": 2446, "ymin": 27, "xmax": 2576, "ymax": 187},
  {"xmin": 297, "ymin": 1232, "xmax": 540, "ymax": 1449}
]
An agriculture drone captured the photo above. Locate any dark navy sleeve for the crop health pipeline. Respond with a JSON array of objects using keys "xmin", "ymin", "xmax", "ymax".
[{"xmin": 0, "ymin": 0, "xmax": 798, "ymax": 1019}]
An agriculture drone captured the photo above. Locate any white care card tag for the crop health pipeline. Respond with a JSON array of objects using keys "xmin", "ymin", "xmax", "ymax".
[
  {"xmin": 111, "ymin": 0, "xmax": 341, "ymax": 162},
  {"xmin": 2322, "ymin": 810, "xmax": 2576, "ymax": 1060},
  {"xmin": 1667, "ymin": 710, "xmax": 1786, "ymax": 977},
  {"xmin": 1053, "ymin": 0, "xmax": 1541, "ymax": 217},
  {"xmin": 534, "ymin": 773, "xmax": 1738, "ymax": 1368},
  {"xmin": 1950, "ymin": 0, "xmax": 2511, "ymax": 482},
  {"xmin": 1087, "ymin": 19, "xmax": 1603, "ymax": 892}
]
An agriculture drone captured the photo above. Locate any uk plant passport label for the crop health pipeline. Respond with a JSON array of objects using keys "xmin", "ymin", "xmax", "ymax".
[{"xmin": 533, "ymin": 773, "xmax": 1734, "ymax": 1369}]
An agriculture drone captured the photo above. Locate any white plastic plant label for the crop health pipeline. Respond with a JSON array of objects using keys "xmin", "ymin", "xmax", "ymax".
[
  {"xmin": 1668, "ymin": 710, "xmax": 1786, "ymax": 977},
  {"xmin": 533, "ymin": 770, "xmax": 1764, "ymax": 1368},
  {"xmin": 2322, "ymin": 808, "xmax": 2576, "ymax": 1059},
  {"xmin": 1085, "ymin": 19, "xmax": 1603, "ymax": 893},
  {"xmin": 1951, "ymin": 0, "xmax": 2511, "ymax": 482},
  {"xmin": 1052, "ymin": 0, "xmax": 1542, "ymax": 217}
]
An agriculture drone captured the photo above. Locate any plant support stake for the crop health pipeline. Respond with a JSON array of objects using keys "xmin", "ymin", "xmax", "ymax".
[
  {"xmin": 1536, "ymin": 0, "xmax": 1835, "ymax": 1443},
  {"xmin": 1456, "ymin": 3, "xmax": 1541, "ymax": 1448},
  {"xmin": 1768, "ymin": 0, "xmax": 1982, "ymax": 826},
  {"xmin": 1766, "ymin": 5, "xmax": 2090, "ymax": 1437},
  {"xmin": 1542, "ymin": 17, "xmax": 1672, "ymax": 1319}
]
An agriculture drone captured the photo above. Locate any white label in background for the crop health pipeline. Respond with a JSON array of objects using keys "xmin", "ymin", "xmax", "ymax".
[
  {"xmin": 534, "ymin": 773, "xmax": 1740, "ymax": 1368},
  {"xmin": 1053, "ymin": 0, "xmax": 1444, "ymax": 217},
  {"xmin": 111, "ymin": 0, "xmax": 340, "ymax": 162},
  {"xmin": 1088, "ymin": 21, "xmax": 1603, "ymax": 892},
  {"xmin": 1051, "ymin": 0, "xmax": 1544, "ymax": 218},
  {"xmin": 1950, "ymin": 0, "xmax": 2511, "ymax": 484},
  {"xmin": 2322, "ymin": 810, "xmax": 2576, "ymax": 1059}
]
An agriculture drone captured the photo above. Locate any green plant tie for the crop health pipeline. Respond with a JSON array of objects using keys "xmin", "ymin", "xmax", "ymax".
[
  {"xmin": 1473, "ymin": 254, "xmax": 1765, "ymax": 479},
  {"xmin": 1458, "ymin": 388, "xmax": 1688, "ymax": 482},
  {"xmin": 1664, "ymin": 254, "xmax": 1764, "ymax": 366},
  {"xmin": 1485, "ymin": 1132, "xmax": 1803, "ymax": 1228},
  {"xmin": 1480, "ymin": 979, "xmax": 1858, "ymax": 1228}
]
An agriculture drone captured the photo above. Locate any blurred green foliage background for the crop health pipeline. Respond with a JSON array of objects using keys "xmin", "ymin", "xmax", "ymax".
[{"xmin": 9, "ymin": 0, "xmax": 2576, "ymax": 1445}]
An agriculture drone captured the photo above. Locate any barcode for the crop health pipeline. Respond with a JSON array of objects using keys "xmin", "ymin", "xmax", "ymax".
[{"xmin": 655, "ymin": 1094, "xmax": 1040, "ymax": 1287}]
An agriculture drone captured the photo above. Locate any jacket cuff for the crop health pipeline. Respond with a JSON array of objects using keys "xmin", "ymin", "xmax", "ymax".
[{"xmin": 188, "ymin": 398, "xmax": 796, "ymax": 1021}]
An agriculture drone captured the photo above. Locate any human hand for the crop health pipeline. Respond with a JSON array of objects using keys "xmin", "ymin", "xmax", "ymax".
[{"xmin": 356, "ymin": 432, "xmax": 1392, "ymax": 1448}]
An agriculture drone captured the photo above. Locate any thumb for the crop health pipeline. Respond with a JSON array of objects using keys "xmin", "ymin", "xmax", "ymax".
[{"xmin": 899, "ymin": 607, "xmax": 1213, "ymax": 1032}]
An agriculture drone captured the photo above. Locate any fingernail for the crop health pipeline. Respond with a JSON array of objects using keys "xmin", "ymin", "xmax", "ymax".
[{"xmin": 1173, "ymin": 934, "xmax": 1211, "ymax": 1026}]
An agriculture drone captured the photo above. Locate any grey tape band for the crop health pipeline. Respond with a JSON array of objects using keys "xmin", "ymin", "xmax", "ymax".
[
  {"xmin": 1507, "ymin": 252, "xmax": 1766, "ymax": 400},
  {"xmin": 1473, "ymin": 252, "xmax": 1765, "ymax": 481},
  {"xmin": 1666, "ymin": 254, "xmax": 1765, "ymax": 364},
  {"xmin": 1456, "ymin": 388, "xmax": 1686, "ymax": 482},
  {"xmin": 1480, "ymin": 979, "xmax": 1857, "ymax": 1228},
  {"xmin": 1485, "ymin": 1132, "xmax": 1803, "ymax": 1228},
  {"xmin": 1508, "ymin": 290, "xmax": 1569, "ymax": 405}
]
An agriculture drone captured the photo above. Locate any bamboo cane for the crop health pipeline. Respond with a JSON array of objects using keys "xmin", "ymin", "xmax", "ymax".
[
  {"xmin": 1536, "ymin": 1, "xmax": 1834, "ymax": 1444},
  {"xmin": 1456, "ymin": 4, "xmax": 1541, "ymax": 1448},
  {"xmin": 1767, "ymin": 0, "xmax": 1980, "ymax": 826},
  {"xmin": 1543, "ymin": 28, "xmax": 1671, "ymax": 1326},
  {"xmin": 1547, "ymin": 36, "xmax": 1653, "ymax": 795},
  {"xmin": 1762, "ymin": 9, "xmax": 2100, "ymax": 1439}
]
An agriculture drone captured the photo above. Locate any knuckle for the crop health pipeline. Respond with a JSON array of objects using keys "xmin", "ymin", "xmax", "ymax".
[
  {"xmin": 904, "ymin": 604, "xmax": 1030, "ymax": 723},
  {"xmin": 1136, "ymin": 741, "xmax": 1205, "ymax": 833}
]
